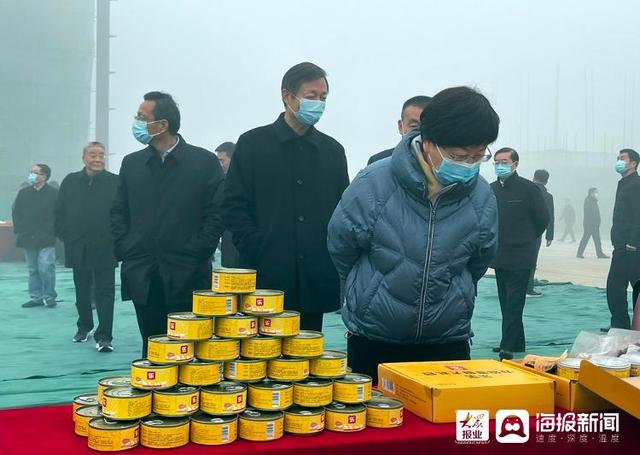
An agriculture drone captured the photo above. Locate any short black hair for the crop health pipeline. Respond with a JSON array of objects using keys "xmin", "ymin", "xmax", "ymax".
[
  {"xmin": 215, "ymin": 141, "xmax": 236, "ymax": 158},
  {"xmin": 588, "ymin": 187, "xmax": 598, "ymax": 195},
  {"xmin": 36, "ymin": 163, "xmax": 51, "ymax": 181},
  {"xmin": 533, "ymin": 169, "xmax": 549, "ymax": 184},
  {"xmin": 143, "ymin": 91, "xmax": 181, "ymax": 134},
  {"xmin": 620, "ymin": 148, "xmax": 640, "ymax": 170},
  {"xmin": 420, "ymin": 86, "xmax": 499, "ymax": 148},
  {"xmin": 401, "ymin": 96, "xmax": 432, "ymax": 119},
  {"xmin": 281, "ymin": 62, "xmax": 328, "ymax": 96},
  {"xmin": 494, "ymin": 147, "xmax": 519, "ymax": 163}
]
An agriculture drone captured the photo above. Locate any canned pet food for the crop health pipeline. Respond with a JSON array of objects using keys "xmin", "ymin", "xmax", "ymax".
[
  {"xmin": 284, "ymin": 406, "xmax": 325, "ymax": 435},
  {"xmin": 147, "ymin": 336, "xmax": 194, "ymax": 364},
  {"xmin": 591, "ymin": 356, "xmax": 631, "ymax": 378},
  {"xmin": 88, "ymin": 418, "xmax": 139, "ymax": 452},
  {"xmin": 325, "ymin": 402, "xmax": 366, "ymax": 432},
  {"xmin": 371, "ymin": 389, "xmax": 384, "ymax": 398},
  {"xmin": 238, "ymin": 409, "xmax": 284, "ymax": 441},
  {"xmin": 73, "ymin": 393, "xmax": 100, "ymax": 419},
  {"xmin": 215, "ymin": 314, "xmax": 258, "ymax": 338},
  {"xmin": 268, "ymin": 357, "xmax": 309, "ymax": 382},
  {"xmin": 75, "ymin": 405, "xmax": 102, "ymax": 436},
  {"xmin": 241, "ymin": 290, "xmax": 285, "ymax": 315},
  {"xmin": 167, "ymin": 312, "xmax": 213, "ymax": 341},
  {"xmin": 259, "ymin": 311, "xmax": 300, "ymax": 337},
  {"xmin": 212, "ymin": 268, "xmax": 257, "ymax": 293},
  {"xmin": 248, "ymin": 381, "xmax": 294, "ymax": 411},
  {"xmin": 200, "ymin": 381, "xmax": 247, "ymax": 415},
  {"xmin": 365, "ymin": 397, "xmax": 404, "ymax": 428},
  {"xmin": 130, "ymin": 359, "xmax": 178, "ymax": 390},
  {"xmin": 98, "ymin": 376, "xmax": 131, "ymax": 404},
  {"xmin": 140, "ymin": 416, "xmax": 190, "ymax": 449},
  {"xmin": 333, "ymin": 374, "xmax": 372, "ymax": 403},
  {"xmin": 309, "ymin": 351, "xmax": 348, "ymax": 378},
  {"xmin": 190, "ymin": 412, "xmax": 238, "ymax": 445},
  {"xmin": 193, "ymin": 290, "xmax": 238, "ymax": 316},
  {"xmin": 556, "ymin": 358, "xmax": 581, "ymax": 380},
  {"xmin": 101, "ymin": 388, "xmax": 152, "ymax": 420},
  {"xmin": 152, "ymin": 386, "xmax": 200, "ymax": 417},
  {"xmin": 179, "ymin": 359, "xmax": 223, "ymax": 386},
  {"xmin": 241, "ymin": 335, "xmax": 282, "ymax": 359},
  {"xmin": 293, "ymin": 378, "xmax": 333, "ymax": 407},
  {"xmin": 620, "ymin": 352, "xmax": 640, "ymax": 377},
  {"xmin": 224, "ymin": 358, "xmax": 267, "ymax": 382},
  {"xmin": 196, "ymin": 336, "xmax": 240, "ymax": 362},
  {"xmin": 282, "ymin": 331, "xmax": 324, "ymax": 358}
]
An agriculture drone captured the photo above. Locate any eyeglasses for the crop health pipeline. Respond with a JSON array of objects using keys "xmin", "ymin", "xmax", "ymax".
[{"xmin": 437, "ymin": 145, "xmax": 492, "ymax": 164}]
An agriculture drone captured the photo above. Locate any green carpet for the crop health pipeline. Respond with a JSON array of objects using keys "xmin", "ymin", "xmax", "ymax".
[{"xmin": 0, "ymin": 262, "xmax": 620, "ymax": 409}]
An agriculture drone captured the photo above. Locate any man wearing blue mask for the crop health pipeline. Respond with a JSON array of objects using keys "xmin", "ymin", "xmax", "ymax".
[
  {"xmin": 221, "ymin": 62, "xmax": 349, "ymax": 331},
  {"xmin": 327, "ymin": 86, "xmax": 499, "ymax": 383},
  {"xmin": 606, "ymin": 149, "xmax": 640, "ymax": 329},
  {"xmin": 490, "ymin": 148, "xmax": 549, "ymax": 359}
]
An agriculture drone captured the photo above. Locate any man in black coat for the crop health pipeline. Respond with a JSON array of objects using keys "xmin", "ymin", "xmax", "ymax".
[
  {"xmin": 221, "ymin": 62, "xmax": 350, "ymax": 331},
  {"xmin": 490, "ymin": 148, "xmax": 549, "ymax": 358},
  {"xmin": 577, "ymin": 187, "xmax": 608, "ymax": 258},
  {"xmin": 111, "ymin": 91, "xmax": 224, "ymax": 355},
  {"xmin": 559, "ymin": 198, "xmax": 577, "ymax": 242},
  {"xmin": 13, "ymin": 163, "xmax": 58, "ymax": 308},
  {"xmin": 55, "ymin": 142, "xmax": 119, "ymax": 351},
  {"xmin": 215, "ymin": 141, "xmax": 240, "ymax": 268},
  {"xmin": 526, "ymin": 169, "xmax": 554, "ymax": 297},
  {"xmin": 606, "ymin": 149, "xmax": 640, "ymax": 329}
]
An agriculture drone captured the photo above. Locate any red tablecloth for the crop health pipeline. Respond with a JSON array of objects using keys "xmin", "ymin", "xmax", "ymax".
[{"xmin": 1, "ymin": 404, "xmax": 638, "ymax": 454}]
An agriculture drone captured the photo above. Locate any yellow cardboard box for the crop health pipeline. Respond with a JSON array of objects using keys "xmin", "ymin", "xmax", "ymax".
[
  {"xmin": 504, "ymin": 359, "xmax": 615, "ymax": 412},
  {"xmin": 578, "ymin": 360, "xmax": 640, "ymax": 419},
  {"xmin": 377, "ymin": 360, "xmax": 554, "ymax": 423}
]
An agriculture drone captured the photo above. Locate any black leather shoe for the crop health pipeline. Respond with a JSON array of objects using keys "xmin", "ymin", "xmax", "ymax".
[
  {"xmin": 22, "ymin": 299, "xmax": 44, "ymax": 308},
  {"xmin": 499, "ymin": 350, "xmax": 514, "ymax": 360},
  {"xmin": 492, "ymin": 346, "xmax": 501, "ymax": 353}
]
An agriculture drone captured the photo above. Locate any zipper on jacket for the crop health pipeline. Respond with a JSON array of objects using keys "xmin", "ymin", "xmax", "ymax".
[{"xmin": 415, "ymin": 198, "xmax": 439, "ymax": 342}]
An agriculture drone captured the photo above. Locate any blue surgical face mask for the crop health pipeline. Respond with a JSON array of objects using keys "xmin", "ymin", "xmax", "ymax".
[
  {"xmin": 495, "ymin": 163, "xmax": 513, "ymax": 178},
  {"xmin": 615, "ymin": 160, "xmax": 628, "ymax": 174},
  {"xmin": 132, "ymin": 118, "xmax": 162, "ymax": 145},
  {"xmin": 291, "ymin": 97, "xmax": 325, "ymax": 126},
  {"xmin": 27, "ymin": 172, "xmax": 38, "ymax": 185},
  {"xmin": 430, "ymin": 145, "xmax": 481, "ymax": 185}
]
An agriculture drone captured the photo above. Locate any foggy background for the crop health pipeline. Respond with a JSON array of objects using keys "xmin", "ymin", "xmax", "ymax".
[{"xmin": 3, "ymin": 0, "xmax": 640, "ymax": 237}]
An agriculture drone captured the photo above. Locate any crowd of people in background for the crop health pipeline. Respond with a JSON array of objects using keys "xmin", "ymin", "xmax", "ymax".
[{"xmin": 10, "ymin": 62, "xmax": 640, "ymax": 376}]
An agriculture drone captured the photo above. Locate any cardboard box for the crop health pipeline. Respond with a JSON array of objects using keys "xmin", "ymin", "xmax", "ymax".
[
  {"xmin": 578, "ymin": 360, "xmax": 640, "ymax": 419},
  {"xmin": 377, "ymin": 360, "xmax": 554, "ymax": 423},
  {"xmin": 504, "ymin": 359, "xmax": 616, "ymax": 412}
]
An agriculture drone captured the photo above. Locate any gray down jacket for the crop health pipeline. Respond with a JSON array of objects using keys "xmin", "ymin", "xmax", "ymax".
[{"xmin": 327, "ymin": 131, "xmax": 498, "ymax": 345}]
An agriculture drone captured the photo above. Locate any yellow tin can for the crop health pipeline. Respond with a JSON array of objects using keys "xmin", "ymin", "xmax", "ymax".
[
  {"xmin": 224, "ymin": 358, "xmax": 267, "ymax": 382},
  {"xmin": 259, "ymin": 311, "xmax": 300, "ymax": 337},
  {"xmin": 192, "ymin": 290, "xmax": 238, "ymax": 316},
  {"xmin": 241, "ymin": 335, "xmax": 282, "ymax": 360},
  {"xmin": 333, "ymin": 374, "xmax": 372, "ymax": 404},
  {"xmin": 284, "ymin": 406, "xmax": 325, "ymax": 435},
  {"xmin": 152, "ymin": 385, "xmax": 200, "ymax": 417},
  {"xmin": 241, "ymin": 290, "xmax": 285, "ymax": 315},
  {"xmin": 101, "ymin": 387, "xmax": 152, "ymax": 421},
  {"xmin": 73, "ymin": 393, "xmax": 100, "ymax": 420},
  {"xmin": 309, "ymin": 351, "xmax": 348, "ymax": 378},
  {"xmin": 365, "ymin": 397, "xmax": 404, "ymax": 428},
  {"xmin": 325, "ymin": 402, "xmax": 366, "ymax": 432},
  {"xmin": 179, "ymin": 359, "xmax": 223, "ymax": 386},
  {"xmin": 167, "ymin": 312, "xmax": 213, "ymax": 341},
  {"xmin": 238, "ymin": 409, "xmax": 284, "ymax": 441},
  {"xmin": 371, "ymin": 389, "xmax": 384, "ymax": 398},
  {"xmin": 200, "ymin": 381, "xmax": 247, "ymax": 415},
  {"xmin": 74, "ymin": 405, "xmax": 102, "ymax": 436},
  {"xmin": 620, "ymin": 352, "xmax": 640, "ymax": 377},
  {"xmin": 591, "ymin": 356, "xmax": 631, "ymax": 377},
  {"xmin": 248, "ymin": 381, "xmax": 294, "ymax": 411},
  {"xmin": 130, "ymin": 359, "xmax": 178, "ymax": 390},
  {"xmin": 196, "ymin": 336, "xmax": 240, "ymax": 362},
  {"xmin": 190, "ymin": 412, "xmax": 238, "ymax": 445},
  {"xmin": 87, "ymin": 417, "xmax": 139, "ymax": 452},
  {"xmin": 282, "ymin": 331, "xmax": 324, "ymax": 358},
  {"xmin": 293, "ymin": 378, "xmax": 333, "ymax": 407},
  {"xmin": 215, "ymin": 314, "xmax": 258, "ymax": 339},
  {"xmin": 147, "ymin": 336, "xmax": 194, "ymax": 365},
  {"xmin": 556, "ymin": 358, "xmax": 581, "ymax": 380},
  {"xmin": 268, "ymin": 357, "xmax": 309, "ymax": 382},
  {"xmin": 98, "ymin": 376, "xmax": 131, "ymax": 404},
  {"xmin": 212, "ymin": 268, "xmax": 257, "ymax": 293},
  {"xmin": 140, "ymin": 416, "xmax": 190, "ymax": 449}
]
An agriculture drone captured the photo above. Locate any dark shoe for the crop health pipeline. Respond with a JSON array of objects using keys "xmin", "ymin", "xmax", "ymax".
[
  {"xmin": 526, "ymin": 290, "xmax": 543, "ymax": 297},
  {"xmin": 597, "ymin": 254, "xmax": 610, "ymax": 259},
  {"xmin": 499, "ymin": 350, "xmax": 514, "ymax": 360},
  {"xmin": 73, "ymin": 331, "xmax": 89, "ymax": 343},
  {"xmin": 600, "ymin": 326, "xmax": 610, "ymax": 333},
  {"xmin": 96, "ymin": 341, "xmax": 114, "ymax": 352},
  {"xmin": 576, "ymin": 254, "xmax": 585, "ymax": 258},
  {"xmin": 492, "ymin": 346, "xmax": 501, "ymax": 353},
  {"xmin": 22, "ymin": 299, "xmax": 44, "ymax": 308},
  {"xmin": 45, "ymin": 298, "xmax": 57, "ymax": 308}
]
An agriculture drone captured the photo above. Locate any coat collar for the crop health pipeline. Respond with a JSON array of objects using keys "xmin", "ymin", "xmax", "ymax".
[
  {"xmin": 272, "ymin": 113, "xmax": 321, "ymax": 148},
  {"xmin": 145, "ymin": 134, "xmax": 186, "ymax": 163}
]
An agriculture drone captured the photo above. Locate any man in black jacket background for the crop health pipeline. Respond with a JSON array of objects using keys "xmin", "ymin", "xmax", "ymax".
[
  {"xmin": 111, "ymin": 91, "xmax": 224, "ymax": 355},
  {"xmin": 526, "ymin": 169, "xmax": 554, "ymax": 297},
  {"xmin": 56, "ymin": 142, "xmax": 119, "ymax": 351},
  {"xmin": 577, "ymin": 187, "xmax": 608, "ymax": 258},
  {"xmin": 491, "ymin": 148, "xmax": 549, "ymax": 358}
]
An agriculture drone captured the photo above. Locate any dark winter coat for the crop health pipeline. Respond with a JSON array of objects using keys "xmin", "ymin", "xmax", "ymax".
[
  {"xmin": 534, "ymin": 182, "xmax": 554, "ymax": 242},
  {"xmin": 611, "ymin": 172, "xmax": 640, "ymax": 249},
  {"xmin": 12, "ymin": 184, "xmax": 58, "ymax": 250},
  {"xmin": 582, "ymin": 196, "xmax": 600, "ymax": 229}
]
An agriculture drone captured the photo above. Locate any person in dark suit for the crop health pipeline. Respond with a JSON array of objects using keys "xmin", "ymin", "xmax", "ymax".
[
  {"xmin": 215, "ymin": 141, "xmax": 240, "ymax": 268},
  {"xmin": 221, "ymin": 62, "xmax": 350, "ymax": 331},
  {"xmin": 577, "ymin": 187, "xmax": 608, "ymax": 258},
  {"xmin": 111, "ymin": 91, "xmax": 224, "ymax": 355},
  {"xmin": 558, "ymin": 198, "xmax": 577, "ymax": 243},
  {"xmin": 526, "ymin": 169, "xmax": 554, "ymax": 297},
  {"xmin": 55, "ymin": 142, "xmax": 119, "ymax": 351}
]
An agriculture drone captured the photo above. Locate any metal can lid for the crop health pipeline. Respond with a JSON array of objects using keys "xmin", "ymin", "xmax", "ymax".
[
  {"xmin": 220, "ymin": 313, "xmax": 257, "ymax": 321},
  {"xmin": 98, "ymin": 376, "xmax": 131, "ymax": 387},
  {"xmin": 248, "ymin": 290, "xmax": 284, "ymax": 297},
  {"xmin": 591, "ymin": 356, "xmax": 631, "ymax": 370},
  {"xmin": 202, "ymin": 336, "xmax": 237, "ymax": 343},
  {"xmin": 284, "ymin": 406, "xmax": 324, "ymax": 416},
  {"xmin": 270, "ymin": 357, "xmax": 308, "ymax": 364},
  {"xmin": 229, "ymin": 358, "xmax": 266, "ymax": 364},
  {"xmin": 131, "ymin": 358, "xmax": 176, "ymax": 369},
  {"xmin": 89, "ymin": 417, "xmax": 139, "ymax": 430},
  {"xmin": 105, "ymin": 387, "xmax": 151, "ymax": 398},
  {"xmin": 168, "ymin": 312, "xmax": 211, "ymax": 321},
  {"xmin": 190, "ymin": 412, "xmax": 238, "ymax": 424},
  {"xmin": 620, "ymin": 352, "xmax": 640, "ymax": 364},
  {"xmin": 266, "ymin": 311, "xmax": 300, "ymax": 318},
  {"xmin": 202, "ymin": 381, "xmax": 247, "ymax": 394},
  {"xmin": 212, "ymin": 268, "xmax": 257, "ymax": 274},
  {"xmin": 249, "ymin": 381, "xmax": 292, "ymax": 391},
  {"xmin": 74, "ymin": 393, "xmax": 99, "ymax": 405},
  {"xmin": 318, "ymin": 350, "xmax": 347, "ymax": 359},
  {"xmin": 334, "ymin": 373, "xmax": 371, "ymax": 384},
  {"xmin": 76, "ymin": 405, "xmax": 102, "ymax": 418},
  {"xmin": 148, "ymin": 335, "xmax": 193, "ymax": 344},
  {"xmin": 141, "ymin": 415, "xmax": 190, "ymax": 427},
  {"xmin": 153, "ymin": 385, "xmax": 198, "ymax": 396},
  {"xmin": 371, "ymin": 389, "xmax": 384, "ymax": 398},
  {"xmin": 288, "ymin": 330, "xmax": 323, "ymax": 340},
  {"xmin": 243, "ymin": 335, "xmax": 280, "ymax": 343},
  {"xmin": 557, "ymin": 358, "xmax": 582, "ymax": 370},
  {"xmin": 365, "ymin": 397, "xmax": 403, "ymax": 409},
  {"xmin": 193, "ymin": 290, "xmax": 235, "ymax": 297},
  {"xmin": 294, "ymin": 378, "xmax": 332, "ymax": 387},
  {"xmin": 240, "ymin": 408, "xmax": 284, "ymax": 421},
  {"xmin": 325, "ymin": 402, "xmax": 366, "ymax": 413},
  {"xmin": 182, "ymin": 358, "xmax": 220, "ymax": 367}
]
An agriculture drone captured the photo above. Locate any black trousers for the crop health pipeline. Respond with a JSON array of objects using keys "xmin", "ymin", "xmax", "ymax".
[
  {"xmin": 527, "ymin": 237, "xmax": 543, "ymax": 292},
  {"xmin": 496, "ymin": 268, "xmax": 531, "ymax": 352},
  {"xmin": 577, "ymin": 227, "xmax": 604, "ymax": 257},
  {"xmin": 560, "ymin": 223, "xmax": 576, "ymax": 242},
  {"xmin": 347, "ymin": 333, "xmax": 470, "ymax": 385},
  {"xmin": 73, "ymin": 267, "xmax": 115, "ymax": 343},
  {"xmin": 606, "ymin": 249, "xmax": 640, "ymax": 329},
  {"xmin": 300, "ymin": 312, "xmax": 324, "ymax": 332}
]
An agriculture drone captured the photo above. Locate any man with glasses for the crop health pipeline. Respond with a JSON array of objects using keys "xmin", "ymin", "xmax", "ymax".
[
  {"xmin": 328, "ymin": 86, "xmax": 499, "ymax": 384},
  {"xmin": 490, "ymin": 148, "xmax": 549, "ymax": 359},
  {"xmin": 12, "ymin": 163, "xmax": 58, "ymax": 308}
]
